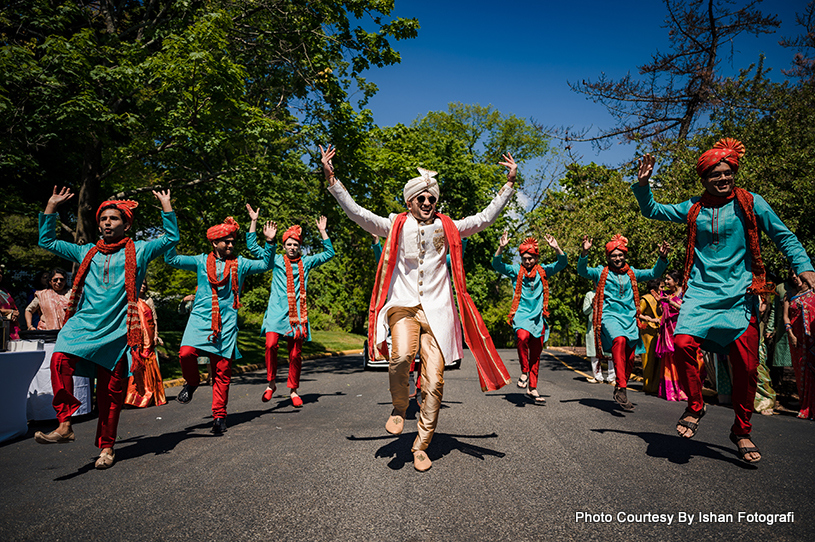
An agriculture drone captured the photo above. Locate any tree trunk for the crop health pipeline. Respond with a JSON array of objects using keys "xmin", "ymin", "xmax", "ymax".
[{"xmin": 75, "ymin": 136, "xmax": 103, "ymax": 245}]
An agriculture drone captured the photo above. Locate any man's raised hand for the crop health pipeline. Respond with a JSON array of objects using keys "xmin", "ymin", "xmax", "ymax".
[{"xmin": 499, "ymin": 152, "xmax": 518, "ymax": 185}]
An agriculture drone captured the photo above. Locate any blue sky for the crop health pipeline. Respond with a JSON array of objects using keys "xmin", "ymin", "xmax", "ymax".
[{"xmin": 359, "ymin": 0, "xmax": 808, "ymax": 169}]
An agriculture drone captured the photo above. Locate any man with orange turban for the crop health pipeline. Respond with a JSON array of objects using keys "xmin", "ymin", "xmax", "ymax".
[
  {"xmin": 634, "ymin": 139, "xmax": 815, "ymax": 463},
  {"xmin": 320, "ymin": 144, "xmax": 514, "ymax": 472},
  {"xmin": 577, "ymin": 234, "xmax": 670, "ymax": 412},
  {"xmin": 493, "ymin": 231, "xmax": 567, "ymax": 404},
  {"xmin": 165, "ymin": 215, "xmax": 276, "ymax": 434},
  {"xmin": 34, "ymin": 187, "xmax": 178, "ymax": 469},
  {"xmin": 245, "ymin": 207, "xmax": 334, "ymax": 408}
]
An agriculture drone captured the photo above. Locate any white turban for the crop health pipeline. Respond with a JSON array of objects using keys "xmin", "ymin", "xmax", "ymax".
[{"xmin": 403, "ymin": 167, "xmax": 440, "ymax": 203}]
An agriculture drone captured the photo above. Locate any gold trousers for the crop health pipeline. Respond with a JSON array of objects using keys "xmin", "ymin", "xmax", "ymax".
[{"xmin": 388, "ymin": 306, "xmax": 444, "ymax": 452}]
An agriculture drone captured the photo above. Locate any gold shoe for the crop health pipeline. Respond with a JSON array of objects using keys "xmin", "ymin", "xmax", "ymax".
[
  {"xmin": 413, "ymin": 450, "xmax": 432, "ymax": 472},
  {"xmin": 34, "ymin": 430, "xmax": 75, "ymax": 444},
  {"xmin": 95, "ymin": 449, "xmax": 116, "ymax": 470},
  {"xmin": 385, "ymin": 413, "xmax": 404, "ymax": 435}
]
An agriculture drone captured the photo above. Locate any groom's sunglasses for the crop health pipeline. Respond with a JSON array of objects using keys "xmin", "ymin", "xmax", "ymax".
[{"xmin": 417, "ymin": 195, "xmax": 437, "ymax": 205}]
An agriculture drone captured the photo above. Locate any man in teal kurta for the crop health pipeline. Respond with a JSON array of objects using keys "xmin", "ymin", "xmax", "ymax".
[
  {"xmin": 247, "ymin": 216, "xmax": 334, "ymax": 408},
  {"xmin": 493, "ymin": 232, "xmax": 567, "ymax": 403},
  {"xmin": 634, "ymin": 139, "xmax": 815, "ymax": 463},
  {"xmin": 166, "ymin": 217, "xmax": 275, "ymax": 434},
  {"xmin": 35, "ymin": 187, "xmax": 178, "ymax": 469},
  {"xmin": 577, "ymin": 234, "xmax": 669, "ymax": 411}
]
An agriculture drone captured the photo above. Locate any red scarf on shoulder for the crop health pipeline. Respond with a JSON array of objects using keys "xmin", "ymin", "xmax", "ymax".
[
  {"xmin": 508, "ymin": 265, "xmax": 549, "ymax": 326},
  {"xmin": 684, "ymin": 187, "xmax": 771, "ymax": 295},
  {"xmin": 592, "ymin": 263, "xmax": 643, "ymax": 359},
  {"xmin": 65, "ymin": 237, "xmax": 140, "ymax": 349},
  {"xmin": 368, "ymin": 212, "xmax": 510, "ymax": 392},
  {"xmin": 206, "ymin": 253, "xmax": 240, "ymax": 341}
]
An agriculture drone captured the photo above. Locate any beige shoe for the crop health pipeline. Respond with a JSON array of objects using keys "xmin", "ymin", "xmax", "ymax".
[
  {"xmin": 34, "ymin": 430, "xmax": 75, "ymax": 444},
  {"xmin": 413, "ymin": 450, "xmax": 432, "ymax": 472},
  {"xmin": 385, "ymin": 413, "xmax": 404, "ymax": 435},
  {"xmin": 527, "ymin": 388, "xmax": 546, "ymax": 404},
  {"xmin": 95, "ymin": 449, "xmax": 115, "ymax": 470}
]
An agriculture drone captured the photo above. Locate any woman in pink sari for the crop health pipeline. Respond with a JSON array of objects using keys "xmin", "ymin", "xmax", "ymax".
[
  {"xmin": 125, "ymin": 281, "xmax": 167, "ymax": 408},
  {"xmin": 25, "ymin": 268, "xmax": 70, "ymax": 330},
  {"xmin": 785, "ymin": 271, "xmax": 815, "ymax": 420},
  {"xmin": 656, "ymin": 270, "xmax": 688, "ymax": 401}
]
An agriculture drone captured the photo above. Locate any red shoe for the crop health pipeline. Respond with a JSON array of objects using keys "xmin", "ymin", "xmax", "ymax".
[
  {"xmin": 262, "ymin": 385, "xmax": 276, "ymax": 403},
  {"xmin": 291, "ymin": 393, "xmax": 303, "ymax": 408}
]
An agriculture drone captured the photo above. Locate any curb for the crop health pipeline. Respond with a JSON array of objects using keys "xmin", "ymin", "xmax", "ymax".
[{"xmin": 161, "ymin": 348, "xmax": 364, "ymax": 389}]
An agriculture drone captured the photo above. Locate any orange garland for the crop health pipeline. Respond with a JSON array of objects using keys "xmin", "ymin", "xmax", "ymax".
[
  {"xmin": 684, "ymin": 187, "xmax": 771, "ymax": 296},
  {"xmin": 206, "ymin": 253, "xmax": 240, "ymax": 341},
  {"xmin": 507, "ymin": 265, "xmax": 549, "ymax": 326},
  {"xmin": 285, "ymin": 256, "xmax": 308, "ymax": 339},
  {"xmin": 592, "ymin": 263, "xmax": 644, "ymax": 359},
  {"xmin": 65, "ymin": 237, "xmax": 141, "ymax": 349}
]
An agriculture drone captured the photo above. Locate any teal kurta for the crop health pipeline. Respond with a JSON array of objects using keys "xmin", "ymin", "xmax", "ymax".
[
  {"xmin": 38, "ymin": 211, "xmax": 180, "ymax": 377},
  {"xmin": 632, "ymin": 183, "xmax": 814, "ymax": 353},
  {"xmin": 492, "ymin": 253, "xmax": 568, "ymax": 340},
  {"xmin": 165, "ymin": 245, "xmax": 273, "ymax": 359},
  {"xmin": 246, "ymin": 232, "xmax": 335, "ymax": 341},
  {"xmin": 577, "ymin": 254, "xmax": 668, "ymax": 353}
]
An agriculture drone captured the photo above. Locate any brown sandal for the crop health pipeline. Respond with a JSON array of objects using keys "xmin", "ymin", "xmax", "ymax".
[{"xmin": 676, "ymin": 406, "xmax": 706, "ymax": 439}]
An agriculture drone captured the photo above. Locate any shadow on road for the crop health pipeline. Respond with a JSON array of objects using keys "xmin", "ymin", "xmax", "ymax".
[
  {"xmin": 560, "ymin": 397, "xmax": 629, "ymax": 418},
  {"xmin": 592, "ymin": 428, "xmax": 757, "ymax": 469},
  {"xmin": 493, "ymin": 391, "xmax": 551, "ymax": 408},
  {"xmin": 346, "ymin": 431, "xmax": 506, "ymax": 470}
]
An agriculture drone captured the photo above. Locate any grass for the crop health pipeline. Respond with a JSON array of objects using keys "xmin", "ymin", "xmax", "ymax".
[{"xmin": 155, "ymin": 329, "xmax": 366, "ymax": 381}]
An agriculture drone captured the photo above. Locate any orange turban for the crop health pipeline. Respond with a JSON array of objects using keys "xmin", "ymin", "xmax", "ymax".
[
  {"xmin": 96, "ymin": 200, "xmax": 138, "ymax": 225},
  {"xmin": 206, "ymin": 217, "xmax": 240, "ymax": 240},
  {"xmin": 605, "ymin": 234, "xmax": 629, "ymax": 255},
  {"xmin": 282, "ymin": 225, "xmax": 302, "ymax": 244},
  {"xmin": 696, "ymin": 138, "xmax": 745, "ymax": 177},
  {"xmin": 518, "ymin": 237, "xmax": 539, "ymax": 256}
]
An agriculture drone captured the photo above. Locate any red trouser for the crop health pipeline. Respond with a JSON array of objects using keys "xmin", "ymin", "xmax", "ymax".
[
  {"xmin": 179, "ymin": 346, "xmax": 232, "ymax": 418},
  {"xmin": 51, "ymin": 351, "xmax": 127, "ymax": 449},
  {"xmin": 674, "ymin": 317, "xmax": 759, "ymax": 436},
  {"xmin": 265, "ymin": 332, "xmax": 304, "ymax": 390},
  {"xmin": 611, "ymin": 336, "xmax": 635, "ymax": 389},
  {"xmin": 516, "ymin": 328, "xmax": 544, "ymax": 389}
]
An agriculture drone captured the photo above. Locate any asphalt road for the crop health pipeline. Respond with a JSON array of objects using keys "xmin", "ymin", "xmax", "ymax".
[{"xmin": 1, "ymin": 349, "xmax": 813, "ymax": 542}]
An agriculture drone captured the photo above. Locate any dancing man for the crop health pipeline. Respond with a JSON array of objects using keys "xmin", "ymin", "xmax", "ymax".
[
  {"xmin": 166, "ymin": 216, "xmax": 275, "ymax": 433},
  {"xmin": 577, "ymin": 234, "xmax": 669, "ymax": 412},
  {"xmin": 35, "ymin": 187, "xmax": 178, "ymax": 469},
  {"xmin": 246, "ymin": 206, "xmax": 335, "ymax": 408},
  {"xmin": 320, "ymin": 144, "xmax": 513, "ymax": 471},
  {"xmin": 492, "ymin": 232, "xmax": 567, "ymax": 403},
  {"xmin": 634, "ymin": 138, "xmax": 814, "ymax": 463}
]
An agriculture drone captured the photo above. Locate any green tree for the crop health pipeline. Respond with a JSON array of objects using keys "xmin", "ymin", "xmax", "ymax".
[{"xmin": 0, "ymin": 0, "xmax": 418, "ymax": 254}]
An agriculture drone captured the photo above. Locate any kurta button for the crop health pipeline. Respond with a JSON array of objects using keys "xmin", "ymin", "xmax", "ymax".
[
  {"xmin": 421, "ymin": 230, "xmax": 425, "ymax": 235},
  {"xmin": 419, "ymin": 281, "xmax": 423, "ymax": 285},
  {"xmin": 419, "ymin": 260, "xmax": 423, "ymax": 264},
  {"xmin": 419, "ymin": 291, "xmax": 423, "ymax": 296}
]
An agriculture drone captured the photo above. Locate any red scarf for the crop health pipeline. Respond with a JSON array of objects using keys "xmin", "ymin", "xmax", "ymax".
[
  {"xmin": 64, "ymin": 237, "xmax": 140, "ymax": 349},
  {"xmin": 592, "ymin": 263, "xmax": 643, "ymax": 359},
  {"xmin": 206, "ymin": 252, "xmax": 240, "ymax": 341},
  {"xmin": 508, "ymin": 264, "xmax": 549, "ymax": 326},
  {"xmin": 369, "ymin": 212, "xmax": 510, "ymax": 392},
  {"xmin": 285, "ymin": 256, "xmax": 308, "ymax": 339},
  {"xmin": 684, "ymin": 187, "xmax": 771, "ymax": 295}
]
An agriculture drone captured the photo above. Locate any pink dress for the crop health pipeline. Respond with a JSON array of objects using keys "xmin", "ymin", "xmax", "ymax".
[
  {"xmin": 656, "ymin": 291, "xmax": 688, "ymax": 401},
  {"xmin": 789, "ymin": 289, "xmax": 815, "ymax": 420}
]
